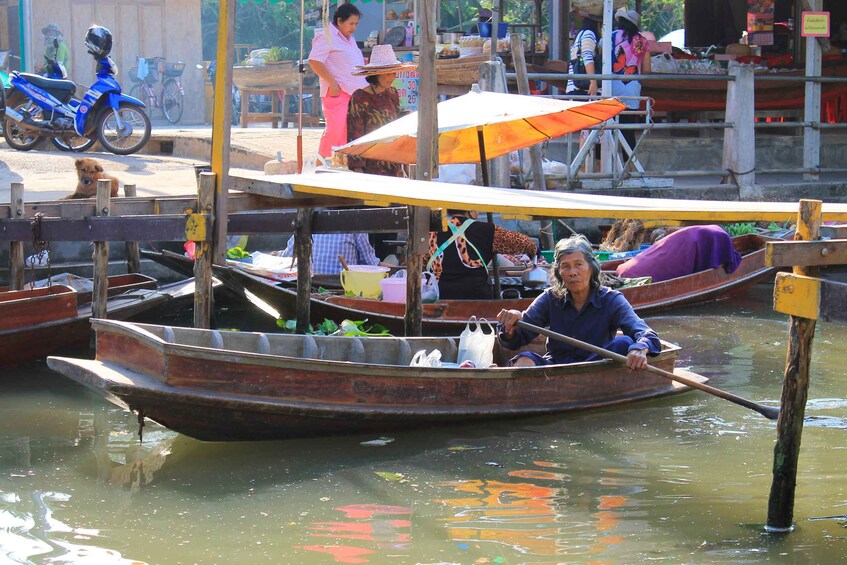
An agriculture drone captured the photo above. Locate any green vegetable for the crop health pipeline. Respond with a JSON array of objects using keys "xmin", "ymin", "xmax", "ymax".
[
  {"xmin": 275, "ymin": 317, "xmax": 391, "ymax": 337},
  {"xmin": 226, "ymin": 246, "xmax": 250, "ymax": 259}
]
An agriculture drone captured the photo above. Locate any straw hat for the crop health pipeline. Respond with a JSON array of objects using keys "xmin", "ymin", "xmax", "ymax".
[
  {"xmin": 352, "ymin": 44, "xmax": 417, "ymax": 76},
  {"xmin": 42, "ymin": 23, "xmax": 63, "ymax": 37},
  {"xmin": 615, "ymin": 8, "xmax": 641, "ymax": 29}
]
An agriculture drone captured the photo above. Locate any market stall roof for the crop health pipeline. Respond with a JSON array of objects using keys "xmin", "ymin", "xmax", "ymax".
[{"xmin": 236, "ymin": 169, "xmax": 847, "ymax": 223}]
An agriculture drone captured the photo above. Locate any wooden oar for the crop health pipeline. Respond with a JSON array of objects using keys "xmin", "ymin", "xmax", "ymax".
[{"xmin": 515, "ymin": 320, "xmax": 780, "ymax": 420}]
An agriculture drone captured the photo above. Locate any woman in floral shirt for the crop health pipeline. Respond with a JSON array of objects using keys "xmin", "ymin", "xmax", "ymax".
[
  {"xmin": 610, "ymin": 9, "xmax": 652, "ymax": 151},
  {"xmin": 347, "ymin": 45, "xmax": 415, "ymax": 177}
]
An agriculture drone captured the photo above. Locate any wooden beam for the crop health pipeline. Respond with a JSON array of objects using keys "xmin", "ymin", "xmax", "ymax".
[
  {"xmin": 0, "ymin": 216, "xmax": 206, "ymax": 242},
  {"xmin": 227, "ymin": 207, "xmax": 410, "ymax": 235},
  {"xmin": 773, "ymin": 272, "xmax": 847, "ymax": 324},
  {"xmin": 766, "ymin": 239, "xmax": 847, "ymax": 267}
]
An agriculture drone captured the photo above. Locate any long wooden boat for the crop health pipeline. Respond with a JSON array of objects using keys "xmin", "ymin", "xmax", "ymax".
[
  {"xmin": 0, "ymin": 274, "xmax": 197, "ymax": 367},
  {"xmin": 47, "ymin": 319, "xmax": 706, "ymax": 441},
  {"xmin": 209, "ymin": 233, "xmax": 777, "ymax": 335}
]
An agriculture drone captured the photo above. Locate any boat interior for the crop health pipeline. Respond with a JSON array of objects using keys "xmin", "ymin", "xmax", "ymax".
[{"xmin": 126, "ymin": 321, "xmax": 463, "ymax": 366}]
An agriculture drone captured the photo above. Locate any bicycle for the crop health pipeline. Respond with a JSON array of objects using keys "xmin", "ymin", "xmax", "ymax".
[{"xmin": 128, "ymin": 56, "xmax": 184, "ymax": 124}]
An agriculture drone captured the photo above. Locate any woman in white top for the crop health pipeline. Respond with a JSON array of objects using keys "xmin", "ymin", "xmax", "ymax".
[
  {"xmin": 308, "ymin": 4, "xmax": 368, "ymax": 158},
  {"xmin": 566, "ymin": 13, "xmax": 600, "ymax": 97}
]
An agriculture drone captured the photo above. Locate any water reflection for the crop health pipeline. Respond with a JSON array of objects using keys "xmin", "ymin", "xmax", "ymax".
[{"xmin": 1, "ymin": 292, "xmax": 847, "ymax": 563}]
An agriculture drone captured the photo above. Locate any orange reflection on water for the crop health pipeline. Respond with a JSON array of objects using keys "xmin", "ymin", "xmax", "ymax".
[
  {"xmin": 297, "ymin": 504, "xmax": 412, "ymax": 563},
  {"xmin": 434, "ymin": 462, "xmax": 631, "ymax": 559}
]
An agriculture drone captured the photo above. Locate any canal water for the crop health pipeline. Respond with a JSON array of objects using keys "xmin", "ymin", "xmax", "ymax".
[{"xmin": 2, "ymin": 285, "xmax": 846, "ymax": 564}]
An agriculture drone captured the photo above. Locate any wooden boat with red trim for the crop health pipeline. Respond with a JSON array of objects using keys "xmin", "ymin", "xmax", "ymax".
[
  {"xmin": 210, "ymin": 233, "xmax": 777, "ymax": 335},
  {"xmin": 0, "ymin": 274, "xmax": 196, "ymax": 367},
  {"xmin": 47, "ymin": 319, "xmax": 706, "ymax": 442}
]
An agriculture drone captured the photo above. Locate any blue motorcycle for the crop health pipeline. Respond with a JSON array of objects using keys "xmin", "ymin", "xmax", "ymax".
[{"xmin": 1, "ymin": 25, "xmax": 151, "ymax": 155}]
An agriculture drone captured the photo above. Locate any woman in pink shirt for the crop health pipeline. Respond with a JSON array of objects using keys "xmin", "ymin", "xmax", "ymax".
[{"xmin": 308, "ymin": 4, "xmax": 368, "ymax": 158}]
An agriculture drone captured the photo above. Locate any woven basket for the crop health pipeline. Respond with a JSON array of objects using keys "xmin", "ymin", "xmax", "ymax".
[
  {"xmin": 436, "ymin": 55, "xmax": 488, "ymax": 86},
  {"xmin": 572, "ymin": 0, "xmax": 626, "ymax": 17},
  {"xmin": 232, "ymin": 61, "xmax": 299, "ymax": 90}
]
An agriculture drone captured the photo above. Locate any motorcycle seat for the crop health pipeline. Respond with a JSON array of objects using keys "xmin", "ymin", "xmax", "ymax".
[{"xmin": 18, "ymin": 73, "xmax": 77, "ymax": 103}]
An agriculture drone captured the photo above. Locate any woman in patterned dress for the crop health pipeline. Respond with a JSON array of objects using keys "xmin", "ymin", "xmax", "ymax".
[{"xmin": 346, "ymin": 44, "xmax": 415, "ymax": 176}]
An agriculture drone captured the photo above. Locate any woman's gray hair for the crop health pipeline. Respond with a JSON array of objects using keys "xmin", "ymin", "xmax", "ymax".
[{"xmin": 548, "ymin": 234, "xmax": 602, "ymax": 298}]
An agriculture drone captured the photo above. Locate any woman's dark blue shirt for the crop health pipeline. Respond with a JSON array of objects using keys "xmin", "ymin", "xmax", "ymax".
[{"xmin": 498, "ymin": 286, "xmax": 661, "ymax": 363}]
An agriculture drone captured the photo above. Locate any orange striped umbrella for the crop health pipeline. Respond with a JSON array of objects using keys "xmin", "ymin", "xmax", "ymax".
[{"xmin": 336, "ymin": 89, "xmax": 626, "ymax": 181}]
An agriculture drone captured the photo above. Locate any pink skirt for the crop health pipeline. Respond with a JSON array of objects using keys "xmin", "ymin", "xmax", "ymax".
[{"xmin": 319, "ymin": 91, "xmax": 352, "ymax": 158}]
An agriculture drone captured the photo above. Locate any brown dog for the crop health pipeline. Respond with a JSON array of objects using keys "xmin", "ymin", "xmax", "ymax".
[{"xmin": 65, "ymin": 158, "xmax": 120, "ymax": 199}]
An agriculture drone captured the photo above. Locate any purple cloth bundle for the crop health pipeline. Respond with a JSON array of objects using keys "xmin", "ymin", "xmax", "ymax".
[{"xmin": 616, "ymin": 225, "xmax": 742, "ymax": 283}]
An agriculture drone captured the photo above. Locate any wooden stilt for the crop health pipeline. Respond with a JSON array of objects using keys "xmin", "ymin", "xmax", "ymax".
[
  {"xmin": 407, "ymin": 0, "xmax": 438, "ymax": 337},
  {"xmin": 766, "ymin": 199, "xmax": 822, "ymax": 531},
  {"xmin": 294, "ymin": 207, "xmax": 314, "ymax": 334},
  {"xmin": 9, "ymin": 182, "xmax": 25, "ymax": 290},
  {"xmin": 193, "ymin": 173, "xmax": 215, "ymax": 329},
  {"xmin": 123, "ymin": 184, "xmax": 141, "ymax": 274},
  {"xmin": 92, "ymin": 179, "xmax": 112, "ymax": 320}
]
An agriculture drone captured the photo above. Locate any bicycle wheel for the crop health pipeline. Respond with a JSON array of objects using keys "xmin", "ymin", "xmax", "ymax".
[
  {"xmin": 128, "ymin": 83, "xmax": 144, "ymax": 104},
  {"xmin": 96, "ymin": 102, "xmax": 151, "ymax": 155},
  {"xmin": 161, "ymin": 78, "xmax": 183, "ymax": 123}
]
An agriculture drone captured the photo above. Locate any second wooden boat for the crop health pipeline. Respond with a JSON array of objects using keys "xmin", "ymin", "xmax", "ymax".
[
  {"xmin": 0, "ymin": 274, "xmax": 196, "ymax": 367},
  {"xmin": 47, "ymin": 319, "xmax": 706, "ymax": 441},
  {"xmin": 208, "ymin": 233, "xmax": 777, "ymax": 335}
]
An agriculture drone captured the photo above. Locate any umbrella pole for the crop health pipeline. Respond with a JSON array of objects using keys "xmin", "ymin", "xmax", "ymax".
[{"xmin": 476, "ymin": 128, "xmax": 501, "ymax": 298}]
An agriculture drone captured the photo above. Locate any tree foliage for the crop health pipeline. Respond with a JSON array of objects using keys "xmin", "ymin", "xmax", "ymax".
[{"xmin": 639, "ymin": 0, "xmax": 685, "ymax": 39}]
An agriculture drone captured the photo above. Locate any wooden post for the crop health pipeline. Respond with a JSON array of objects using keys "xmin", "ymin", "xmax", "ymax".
[
  {"xmin": 599, "ymin": 0, "xmax": 614, "ymax": 175},
  {"xmin": 193, "ymin": 173, "xmax": 216, "ymax": 329},
  {"xmin": 9, "ymin": 182, "xmax": 25, "ymax": 290},
  {"xmin": 406, "ymin": 0, "xmax": 438, "ymax": 337},
  {"xmin": 294, "ymin": 207, "xmax": 314, "ymax": 334},
  {"xmin": 91, "ymin": 179, "xmax": 112, "ymax": 320},
  {"xmin": 722, "ymin": 62, "xmax": 759, "ymax": 198},
  {"xmin": 123, "ymin": 184, "xmax": 141, "ymax": 274},
  {"xmin": 802, "ymin": 0, "xmax": 823, "ymax": 182},
  {"xmin": 766, "ymin": 199, "xmax": 822, "ymax": 531},
  {"xmin": 511, "ymin": 33, "xmax": 554, "ymax": 252}
]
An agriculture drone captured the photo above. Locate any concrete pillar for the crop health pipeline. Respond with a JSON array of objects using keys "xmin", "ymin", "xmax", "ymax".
[
  {"xmin": 722, "ymin": 62, "xmax": 759, "ymax": 198},
  {"xmin": 803, "ymin": 6, "xmax": 823, "ymax": 182}
]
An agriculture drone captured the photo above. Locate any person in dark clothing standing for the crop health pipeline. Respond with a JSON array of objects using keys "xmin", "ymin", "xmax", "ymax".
[{"xmin": 425, "ymin": 211, "xmax": 537, "ymax": 300}]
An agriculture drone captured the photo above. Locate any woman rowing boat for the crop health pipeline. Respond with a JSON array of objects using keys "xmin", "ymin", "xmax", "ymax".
[{"xmin": 496, "ymin": 234, "xmax": 660, "ymax": 370}]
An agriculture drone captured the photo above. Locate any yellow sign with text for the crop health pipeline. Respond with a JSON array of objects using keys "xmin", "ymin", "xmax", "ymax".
[{"xmin": 801, "ymin": 11, "xmax": 830, "ymax": 38}]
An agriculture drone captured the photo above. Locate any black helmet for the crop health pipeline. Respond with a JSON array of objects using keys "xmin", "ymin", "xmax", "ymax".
[{"xmin": 85, "ymin": 25, "xmax": 112, "ymax": 58}]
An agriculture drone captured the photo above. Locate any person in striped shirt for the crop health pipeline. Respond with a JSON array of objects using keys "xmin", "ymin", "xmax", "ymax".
[
  {"xmin": 308, "ymin": 4, "xmax": 369, "ymax": 158},
  {"xmin": 567, "ymin": 12, "xmax": 599, "ymax": 97}
]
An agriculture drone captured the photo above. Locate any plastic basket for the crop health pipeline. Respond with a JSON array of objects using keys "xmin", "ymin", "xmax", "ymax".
[{"xmin": 164, "ymin": 62, "xmax": 185, "ymax": 77}]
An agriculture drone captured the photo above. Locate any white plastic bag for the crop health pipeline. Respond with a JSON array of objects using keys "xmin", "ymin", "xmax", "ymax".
[
  {"xmin": 410, "ymin": 349, "xmax": 443, "ymax": 367},
  {"xmin": 421, "ymin": 271, "xmax": 439, "ymax": 304},
  {"xmin": 456, "ymin": 316, "xmax": 495, "ymax": 368}
]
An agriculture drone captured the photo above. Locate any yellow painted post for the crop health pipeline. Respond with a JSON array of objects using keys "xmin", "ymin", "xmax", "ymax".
[
  {"xmin": 767, "ymin": 199, "xmax": 821, "ymax": 531},
  {"xmin": 210, "ymin": 0, "xmax": 235, "ymax": 265}
]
